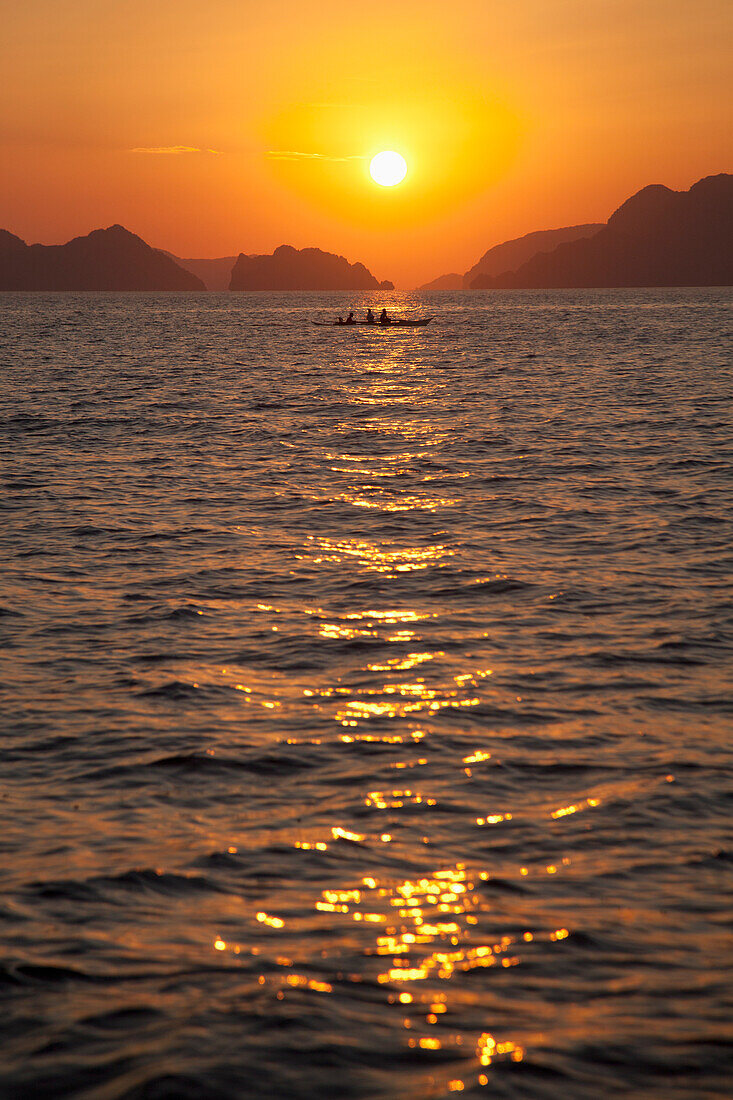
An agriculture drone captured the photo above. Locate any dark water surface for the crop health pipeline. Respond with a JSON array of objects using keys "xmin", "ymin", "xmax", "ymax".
[{"xmin": 1, "ymin": 289, "xmax": 732, "ymax": 1099}]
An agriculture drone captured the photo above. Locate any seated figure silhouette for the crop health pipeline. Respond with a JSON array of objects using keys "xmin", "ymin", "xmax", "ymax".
[
  {"xmin": 379, "ymin": 308, "xmax": 391, "ymax": 325},
  {"xmin": 345, "ymin": 311, "xmax": 355, "ymax": 325},
  {"xmin": 366, "ymin": 308, "xmax": 375, "ymax": 324}
]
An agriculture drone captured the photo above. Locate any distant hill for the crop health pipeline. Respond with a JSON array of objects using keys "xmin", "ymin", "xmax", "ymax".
[
  {"xmin": 482, "ymin": 174, "xmax": 733, "ymax": 288},
  {"xmin": 0, "ymin": 225, "xmax": 205, "ymax": 291},
  {"xmin": 418, "ymin": 225, "xmax": 603, "ymax": 292},
  {"xmin": 164, "ymin": 253, "xmax": 237, "ymax": 291},
  {"xmin": 417, "ymin": 272, "xmax": 464, "ymax": 291},
  {"xmin": 466, "ymin": 225, "xmax": 604, "ymax": 288},
  {"xmin": 230, "ymin": 244, "xmax": 394, "ymax": 291}
]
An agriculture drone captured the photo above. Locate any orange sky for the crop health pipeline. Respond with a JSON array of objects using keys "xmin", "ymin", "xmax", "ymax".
[{"xmin": 2, "ymin": 0, "xmax": 731, "ymax": 286}]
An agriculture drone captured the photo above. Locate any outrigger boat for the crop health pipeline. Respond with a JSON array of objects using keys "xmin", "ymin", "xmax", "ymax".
[{"xmin": 312, "ymin": 317, "xmax": 433, "ymax": 328}]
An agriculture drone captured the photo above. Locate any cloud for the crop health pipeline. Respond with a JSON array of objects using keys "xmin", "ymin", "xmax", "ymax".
[
  {"xmin": 266, "ymin": 150, "xmax": 366, "ymax": 162},
  {"xmin": 130, "ymin": 145, "xmax": 222, "ymax": 155}
]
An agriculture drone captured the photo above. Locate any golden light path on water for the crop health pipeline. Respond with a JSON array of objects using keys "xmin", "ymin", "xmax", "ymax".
[
  {"xmin": 103, "ymin": 332, "xmax": 680, "ymax": 1098},
  {"xmin": 190, "ymin": 353, "xmax": 547, "ymax": 1089},
  {"xmin": 174, "ymin": 338, "xmax": 678, "ymax": 1096}
]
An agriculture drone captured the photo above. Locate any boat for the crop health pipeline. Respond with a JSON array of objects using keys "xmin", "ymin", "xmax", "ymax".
[{"xmin": 312, "ymin": 317, "xmax": 433, "ymax": 327}]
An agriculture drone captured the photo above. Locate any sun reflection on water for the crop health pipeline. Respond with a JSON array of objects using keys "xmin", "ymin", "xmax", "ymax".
[
  {"xmin": 196, "ymin": 354, "xmax": 583, "ymax": 1091},
  {"xmin": 213, "ymin": 851, "xmax": 575, "ymax": 1093}
]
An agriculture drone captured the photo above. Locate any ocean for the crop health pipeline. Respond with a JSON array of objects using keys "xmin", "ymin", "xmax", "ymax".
[{"xmin": 1, "ymin": 288, "xmax": 731, "ymax": 1100}]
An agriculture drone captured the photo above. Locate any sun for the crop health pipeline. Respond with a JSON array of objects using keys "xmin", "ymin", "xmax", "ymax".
[{"xmin": 369, "ymin": 150, "xmax": 408, "ymax": 187}]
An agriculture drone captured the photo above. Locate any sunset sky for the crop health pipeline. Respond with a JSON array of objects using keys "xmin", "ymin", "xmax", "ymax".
[{"xmin": 3, "ymin": 0, "xmax": 731, "ymax": 286}]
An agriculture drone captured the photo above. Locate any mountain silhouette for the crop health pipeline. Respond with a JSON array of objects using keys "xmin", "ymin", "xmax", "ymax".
[
  {"xmin": 0, "ymin": 226, "xmax": 205, "ymax": 290},
  {"xmin": 482, "ymin": 174, "xmax": 733, "ymax": 288},
  {"xmin": 417, "ymin": 272, "xmax": 464, "ymax": 291},
  {"xmin": 164, "ymin": 253, "xmax": 237, "ymax": 291},
  {"xmin": 418, "ymin": 226, "xmax": 603, "ymax": 291},
  {"xmin": 229, "ymin": 245, "xmax": 394, "ymax": 291},
  {"xmin": 466, "ymin": 225, "xmax": 604, "ymax": 288}
]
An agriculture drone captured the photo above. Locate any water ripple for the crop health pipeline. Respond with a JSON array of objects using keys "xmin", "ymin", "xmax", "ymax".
[{"xmin": 0, "ymin": 289, "xmax": 731, "ymax": 1099}]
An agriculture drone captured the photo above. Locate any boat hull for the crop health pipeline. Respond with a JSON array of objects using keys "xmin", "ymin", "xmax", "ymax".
[{"xmin": 313, "ymin": 318, "xmax": 433, "ymax": 327}]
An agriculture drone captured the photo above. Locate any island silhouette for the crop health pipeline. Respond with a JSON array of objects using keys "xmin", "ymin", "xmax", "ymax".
[
  {"xmin": 419, "ymin": 225, "xmax": 603, "ymax": 290},
  {"xmin": 471, "ymin": 175, "xmax": 733, "ymax": 289},
  {"xmin": 420, "ymin": 174, "xmax": 731, "ymax": 290},
  {"xmin": 0, "ymin": 225, "xmax": 204, "ymax": 291},
  {"xmin": 229, "ymin": 244, "xmax": 394, "ymax": 291},
  {"xmin": 418, "ymin": 272, "xmax": 465, "ymax": 291},
  {"xmin": 464, "ymin": 225, "xmax": 604, "ymax": 288}
]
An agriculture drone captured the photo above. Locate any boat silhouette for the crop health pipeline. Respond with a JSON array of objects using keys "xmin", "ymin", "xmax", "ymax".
[{"xmin": 312, "ymin": 317, "xmax": 433, "ymax": 327}]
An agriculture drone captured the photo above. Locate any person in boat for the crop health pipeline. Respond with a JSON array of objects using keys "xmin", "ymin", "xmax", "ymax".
[
  {"xmin": 366, "ymin": 308, "xmax": 375, "ymax": 324},
  {"xmin": 345, "ymin": 311, "xmax": 355, "ymax": 325},
  {"xmin": 379, "ymin": 308, "xmax": 391, "ymax": 325},
  {"xmin": 336, "ymin": 316, "xmax": 345, "ymax": 325}
]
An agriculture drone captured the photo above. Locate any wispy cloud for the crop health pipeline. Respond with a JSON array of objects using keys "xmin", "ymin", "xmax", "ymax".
[
  {"xmin": 130, "ymin": 145, "xmax": 222, "ymax": 155},
  {"xmin": 266, "ymin": 150, "xmax": 366, "ymax": 162}
]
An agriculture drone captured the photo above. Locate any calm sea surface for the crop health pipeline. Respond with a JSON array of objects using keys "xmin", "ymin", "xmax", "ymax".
[{"xmin": 1, "ymin": 289, "xmax": 732, "ymax": 1100}]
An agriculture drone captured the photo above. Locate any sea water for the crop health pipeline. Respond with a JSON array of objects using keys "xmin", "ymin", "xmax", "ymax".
[{"xmin": 1, "ymin": 289, "xmax": 731, "ymax": 1099}]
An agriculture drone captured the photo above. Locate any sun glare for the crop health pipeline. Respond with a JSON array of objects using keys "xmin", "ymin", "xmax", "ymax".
[{"xmin": 370, "ymin": 151, "xmax": 408, "ymax": 187}]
